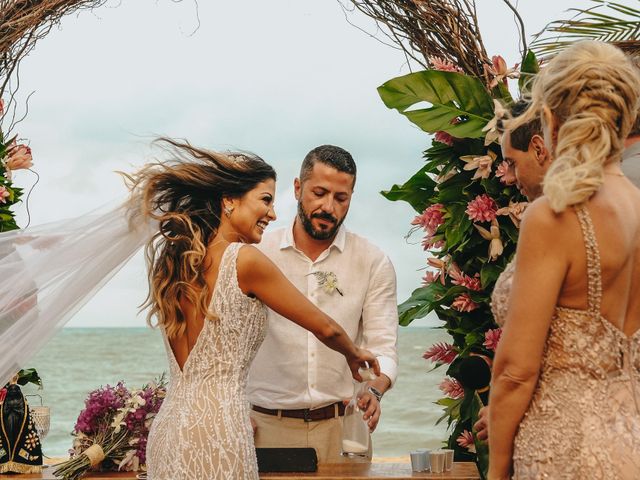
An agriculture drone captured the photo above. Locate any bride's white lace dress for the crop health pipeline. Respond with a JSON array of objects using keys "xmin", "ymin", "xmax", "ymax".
[{"xmin": 146, "ymin": 242, "xmax": 267, "ymax": 479}]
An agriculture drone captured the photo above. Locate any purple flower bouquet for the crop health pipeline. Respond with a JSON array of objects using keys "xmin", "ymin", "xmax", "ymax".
[{"xmin": 54, "ymin": 375, "xmax": 166, "ymax": 480}]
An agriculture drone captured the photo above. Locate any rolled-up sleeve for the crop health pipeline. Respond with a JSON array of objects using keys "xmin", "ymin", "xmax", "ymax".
[{"xmin": 361, "ymin": 254, "xmax": 399, "ymax": 387}]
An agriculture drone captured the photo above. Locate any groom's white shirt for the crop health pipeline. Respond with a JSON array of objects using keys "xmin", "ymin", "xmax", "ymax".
[{"xmin": 247, "ymin": 219, "xmax": 399, "ymax": 410}]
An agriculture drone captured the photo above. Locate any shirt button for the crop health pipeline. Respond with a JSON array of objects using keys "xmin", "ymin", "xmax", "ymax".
[
  {"xmin": 311, "ymin": 384, "xmax": 316, "ymax": 388},
  {"xmin": 311, "ymin": 353, "xmax": 315, "ymax": 358}
]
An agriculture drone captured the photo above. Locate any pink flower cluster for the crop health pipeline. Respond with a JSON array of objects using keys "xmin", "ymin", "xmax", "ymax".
[
  {"xmin": 439, "ymin": 377, "xmax": 464, "ymax": 399},
  {"xmin": 74, "ymin": 382, "xmax": 129, "ymax": 435},
  {"xmin": 483, "ymin": 328, "xmax": 502, "ymax": 351},
  {"xmin": 429, "ymin": 56, "xmax": 464, "ymax": 73},
  {"xmin": 0, "ymin": 186, "xmax": 9, "ymax": 204},
  {"xmin": 423, "ymin": 342, "xmax": 457, "ymax": 364},
  {"xmin": 457, "ymin": 430, "xmax": 476, "ymax": 453},
  {"xmin": 466, "ymin": 194, "xmax": 497, "ymax": 222},
  {"xmin": 495, "ymin": 161, "xmax": 517, "ymax": 185},
  {"xmin": 451, "ymin": 293, "xmax": 478, "ymax": 312},
  {"xmin": 448, "ymin": 264, "xmax": 482, "ymax": 292},
  {"xmin": 413, "ymin": 204, "xmax": 445, "ymax": 250},
  {"xmin": 434, "ymin": 131, "xmax": 455, "ymax": 146},
  {"xmin": 6, "ymin": 144, "xmax": 33, "ymax": 171}
]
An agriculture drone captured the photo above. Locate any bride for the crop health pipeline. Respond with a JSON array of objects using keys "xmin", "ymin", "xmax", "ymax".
[
  {"xmin": 122, "ymin": 139, "xmax": 379, "ymax": 479},
  {"xmin": 0, "ymin": 138, "xmax": 379, "ymax": 480}
]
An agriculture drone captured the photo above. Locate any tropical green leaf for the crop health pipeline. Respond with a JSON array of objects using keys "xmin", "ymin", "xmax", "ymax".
[
  {"xmin": 381, "ymin": 164, "xmax": 437, "ymax": 212},
  {"xmin": 518, "ymin": 50, "xmax": 540, "ymax": 94},
  {"xmin": 378, "ymin": 70, "xmax": 494, "ymax": 139},
  {"xmin": 532, "ymin": 1, "xmax": 640, "ymax": 58},
  {"xmin": 397, "ymin": 283, "xmax": 447, "ymax": 326}
]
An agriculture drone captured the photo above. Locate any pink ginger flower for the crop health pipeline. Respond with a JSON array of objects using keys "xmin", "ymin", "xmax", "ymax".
[
  {"xmin": 485, "ymin": 55, "xmax": 519, "ymax": 88},
  {"xmin": 466, "ymin": 194, "xmax": 497, "ymax": 223},
  {"xmin": 429, "ymin": 56, "xmax": 463, "ymax": 73},
  {"xmin": 483, "ymin": 328, "xmax": 502, "ymax": 351},
  {"xmin": 0, "ymin": 99, "xmax": 4, "ymax": 116},
  {"xmin": 6, "ymin": 144, "xmax": 33, "ymax": 171},
  {"xmin": 463, "ymin": 274, "xmax": 482, "ymax": 292},
  {"xmin": 457, "ymin": 430, "xmax": 477, "ymax": 453},
  {"xmin": 422, "ymin": 270, "xmax": 441, "ymax": 285},
  {"xmin": 0, "ymin": 387, "xmax": 6, "ymax": 404},
  {"xmin": 434, "ymin": 130, "xmax": 455, "ymax": 146},
  {"xmin": 423, "ymin": 342, "xmax": 457, "ymax": 364},
  {"xmin": 495, "ymin": 161, "xmax": 517, "ymax": 185},
  {"xmin": 0, "ymin": 186, "xmax": 10, "ymax": 204},
  {"xmin": 452, "ymin": 293, "xmax": 478, "ymax": 312},
  {"xmin": 412, "ymin": 204, "xmax": 445, "ymax": 235},
  {"xmin": 439, "ymin": 377, "xmax": 464, "ymax": 399}
]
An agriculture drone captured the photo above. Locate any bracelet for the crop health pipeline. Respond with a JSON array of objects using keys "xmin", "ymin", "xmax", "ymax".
[{"xmin": 368, "ymin": 386, "xmax": 383, "ymax": 402}]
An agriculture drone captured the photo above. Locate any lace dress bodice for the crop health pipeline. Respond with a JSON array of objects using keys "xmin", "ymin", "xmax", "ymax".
[
  {"xmin": 146, "ymin": 243, "xmax": 267, "ymax": 480},
  {"xmin": 490, "ymin": 205, "xmax": 640, "ymax": 479}
]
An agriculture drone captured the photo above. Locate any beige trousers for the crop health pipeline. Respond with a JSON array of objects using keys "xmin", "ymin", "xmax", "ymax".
[{"xmin": 250, "ymin": 408, "xmax": 372, "ymax": 464}]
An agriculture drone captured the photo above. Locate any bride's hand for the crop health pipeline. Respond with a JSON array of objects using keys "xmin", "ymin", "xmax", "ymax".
[{"xmin": 348, "ymin": 348, "xmax": 380, "ymax": 382}]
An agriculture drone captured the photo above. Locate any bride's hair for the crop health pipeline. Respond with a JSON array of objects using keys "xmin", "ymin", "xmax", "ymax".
[
  {"xmin": 124, "ymin": 138, "xmax": 276, "ymax": 339},
  {"xmin": 507, "ymin": 41, "xmax": 640, "ymax": 212}
]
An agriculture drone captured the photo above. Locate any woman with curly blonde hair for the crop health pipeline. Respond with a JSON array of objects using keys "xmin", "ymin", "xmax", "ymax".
[
  {"xmin": 126, "ymin": 139, "xmax": 379, "ymax": 479},
  {"xmin": 489, "ymin": 41, "xmax": 640, "ymax": 479}
]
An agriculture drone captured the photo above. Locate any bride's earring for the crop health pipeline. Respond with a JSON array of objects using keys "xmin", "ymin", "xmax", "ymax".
[{"xmin": 223, "ymin": 205, "xmax": 234, "ymax": 218}]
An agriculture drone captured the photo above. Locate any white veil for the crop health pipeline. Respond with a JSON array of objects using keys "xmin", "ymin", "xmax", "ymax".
[{"xmin": 0, "ymin": 203, "xmax": 156, "ymax": 386}]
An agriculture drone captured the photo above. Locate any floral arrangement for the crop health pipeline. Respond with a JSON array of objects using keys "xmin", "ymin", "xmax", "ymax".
[
  {"xmin": 377, "ymin": 51, "xmax": 540, "ymax": 474},
  {"xmin": 54, "ymin": 376, "xmax": 166, "ymax": 480},
  {"xmin": 0, "ymin": 98, "xmax": 33, "ymax": 232}
]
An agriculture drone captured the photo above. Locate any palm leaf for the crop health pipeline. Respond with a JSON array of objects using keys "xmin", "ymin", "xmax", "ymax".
[{"xmin": 531, "ymin": 0, "xmax": 640, "ymax": 58}]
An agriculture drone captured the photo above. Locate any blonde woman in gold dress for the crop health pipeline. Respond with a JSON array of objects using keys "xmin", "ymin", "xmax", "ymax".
[{"xmin": 488, "ymin": 42, "xmax": 640, "ymax": 479}]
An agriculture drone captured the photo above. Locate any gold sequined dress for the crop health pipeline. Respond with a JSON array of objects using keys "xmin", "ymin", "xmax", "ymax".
[{"xmin": 491, "ymin": 205, "xmax": 640, "ymax": 479}]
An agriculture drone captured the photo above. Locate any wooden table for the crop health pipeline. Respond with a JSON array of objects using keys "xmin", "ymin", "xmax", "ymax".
[{"xmin": 0, "ymin": 462, "xmax": 480, "ymax": 479}]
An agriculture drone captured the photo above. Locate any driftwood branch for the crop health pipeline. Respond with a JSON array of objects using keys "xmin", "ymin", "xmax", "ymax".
[
  {"xmin": 344, "ymin": 0, "xmax": 492, "ymax": 77},
  {"xmin": 0, "ymin": 0, "xmax": 108, "ymax": 130}
]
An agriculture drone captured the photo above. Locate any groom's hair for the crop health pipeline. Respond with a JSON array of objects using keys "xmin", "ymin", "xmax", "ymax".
[
  {"xmin": 299, "ymin": 145, "xmax": 357, "ymax": 185},
  {"xmin": 503, "ymin": 99, "xmax": 542, "ymax": 152}
]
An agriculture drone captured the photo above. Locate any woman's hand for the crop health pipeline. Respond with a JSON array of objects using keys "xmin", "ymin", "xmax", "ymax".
[{"xmin": 347, "ymin": 348, "xmax": 380, "ymax": 382}]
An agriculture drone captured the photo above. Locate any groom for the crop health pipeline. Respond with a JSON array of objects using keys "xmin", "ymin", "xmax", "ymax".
[{"xmin": 247, "ymin": 145, "xmax": 399, "ymax": 463}]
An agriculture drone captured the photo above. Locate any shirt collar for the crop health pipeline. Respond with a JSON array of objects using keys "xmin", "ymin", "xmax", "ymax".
[{"xmin": 280, "ymin": 217, "xmax": 346, "ymax": 253}]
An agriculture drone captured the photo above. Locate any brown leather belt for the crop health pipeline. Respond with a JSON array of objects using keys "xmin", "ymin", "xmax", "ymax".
[{"xmin": 252, "ymin": 402, "xmax": 345, "ymax": 422}]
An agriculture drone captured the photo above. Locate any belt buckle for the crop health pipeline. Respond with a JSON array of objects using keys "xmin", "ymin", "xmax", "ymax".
[{"xmin": 303, "ymin": 408, "xmax": 312, "ymax": 422}]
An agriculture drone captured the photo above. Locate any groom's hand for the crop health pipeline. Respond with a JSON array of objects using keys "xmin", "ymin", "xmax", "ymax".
[{"xmin": 358, "ymin": 391, "xmax": 381, "ymax": 432}]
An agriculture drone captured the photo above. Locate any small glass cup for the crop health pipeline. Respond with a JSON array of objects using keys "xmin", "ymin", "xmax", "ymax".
[
  {"xmin": 410, "ymin": 451, "xmax": 428, "ymax": 472},
  {"xmin": 430, "ymin": 450, "xmax": 446, "ymax": 474},
  {"xmin": 442, "ymin": 448, "xmax": 454, "ymax": 471}
]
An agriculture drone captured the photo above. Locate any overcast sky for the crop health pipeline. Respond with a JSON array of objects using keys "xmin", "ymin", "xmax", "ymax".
[{"xmin": 10, "ymin": 0, "xmax": 580, "ymax": 327}]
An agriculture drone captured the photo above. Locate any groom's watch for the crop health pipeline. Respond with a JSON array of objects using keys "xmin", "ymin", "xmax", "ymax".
[{"xmin": 368, "ymin": 386, "xmax": 383, "ymax": 402}]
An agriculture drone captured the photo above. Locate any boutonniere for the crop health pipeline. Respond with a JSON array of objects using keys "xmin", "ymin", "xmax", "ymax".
[{"xmin": 308, "ymin": 271, "xmax": 343, "ymax": 296}]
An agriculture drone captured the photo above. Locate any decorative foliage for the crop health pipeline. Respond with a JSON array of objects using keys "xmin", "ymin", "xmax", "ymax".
[
  {"xmin": 531, "ymin": 0, "xmax": 640, "ymax": 58},
  {"xmin": 343, "ymin": 0, "xmax": 493, "ymax": 77},
  {"xmin": 0, "ymin": 99, "xmax": 32, "ymax": 232},
  {"xmin": 371, "ymin": 5, "xmax": 541, "ymax": 472}
]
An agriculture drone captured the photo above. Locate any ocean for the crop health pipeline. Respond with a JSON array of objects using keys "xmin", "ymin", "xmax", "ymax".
[{"xmin": 22, "ymin": 327, "xmax": 451, "ymax": 457}]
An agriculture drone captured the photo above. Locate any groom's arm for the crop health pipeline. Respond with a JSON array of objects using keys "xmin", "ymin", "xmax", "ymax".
[{"xmin": 357, "ymin": 253, "xmax": 399, "ymax": 431}]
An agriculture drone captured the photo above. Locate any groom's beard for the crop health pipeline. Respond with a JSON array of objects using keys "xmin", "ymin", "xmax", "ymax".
[{"xmin": 297, "ymin": 202, "xmax": 345, "ymax": 241}]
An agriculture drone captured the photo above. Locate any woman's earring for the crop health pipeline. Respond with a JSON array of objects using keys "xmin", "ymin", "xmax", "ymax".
[{"xmin": 223, "ymin": 205, "xmax": 234, "ymax": 218}]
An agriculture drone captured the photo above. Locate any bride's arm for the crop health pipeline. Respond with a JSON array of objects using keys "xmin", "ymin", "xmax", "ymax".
[
  {"xmin": 236, "ymin": 244, "xmax": 380, "ymax": 381},
  {"xmin": 488, "ymin": 200, "xmax": 568, "ymax": 480}
]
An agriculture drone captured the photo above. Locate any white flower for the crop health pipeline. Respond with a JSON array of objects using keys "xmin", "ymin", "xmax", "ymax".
[{"xmin": 308, "ymin": 271, "xmax": 343, "ymax": 296}]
